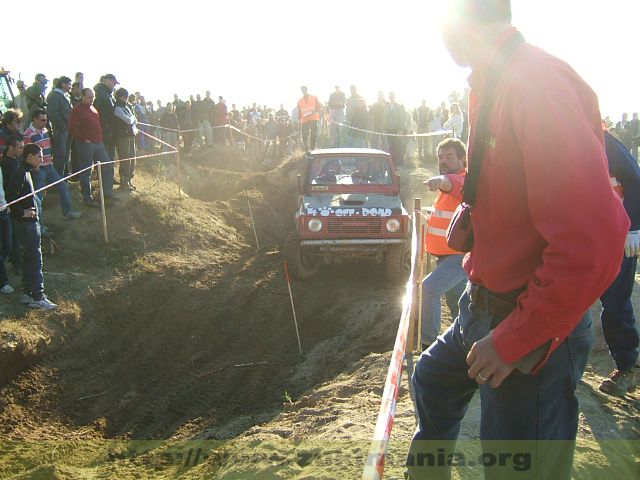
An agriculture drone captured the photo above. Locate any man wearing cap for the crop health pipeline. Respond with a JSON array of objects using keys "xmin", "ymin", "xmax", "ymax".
[
  {"xmin": 297, "ymin": 86, "xmax": 321, "ymax": 151},
  {"xmin": 328, "ymin": 86, "xmax": 345, "ymax": 147},
  {"xmin": 14, "ymin": 80, "xmax": 29, "ymax": 128},
  {"xmin": 93, "ymin": 74, "xmax": 119, "ymax": 163},
  {"xmin": 24, "ymin": 74, "xmax": 48, "ymax": 121},
  {"xmin": 406, "ymin": 1, "xmax": 629, "ymax": 479},
  {"xmin": 46, "ymin": 76, "xmax": 73, "ymax": 176}
]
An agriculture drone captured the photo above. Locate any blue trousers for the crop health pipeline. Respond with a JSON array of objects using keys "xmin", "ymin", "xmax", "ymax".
[
  {"xmin": 52, "ymin": 127, "xmax": 70, "ymax": 176},
  {"xmin": 421, "ymin": 254, "xmax": 467, "ymax": 345},
  {"xmin": 14, "ymin": 221, "xmax": 44, "ymax": 300},
  {"xmin": 33, "ymin": 164, "xmax": 73, "ymax": 216},
  {"xmin": 75, "ymin": 142, "xmax": 114, "ymax": 200},
  {"xmin": 407, "ymin": 289, "xmax": 594, "ymax": 480},
  {"xmin": 0, "ymin": 210, "xmax": 12, "ymax": 286},
  {"xmin": 600, "ymin": 255, "xmax": 639, "ymax": 371}
]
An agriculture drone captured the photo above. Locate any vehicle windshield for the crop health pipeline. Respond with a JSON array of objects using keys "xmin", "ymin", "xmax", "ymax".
[{"xmin": 310, "ymin": 156, "xmax": 393, "ymax": 186}]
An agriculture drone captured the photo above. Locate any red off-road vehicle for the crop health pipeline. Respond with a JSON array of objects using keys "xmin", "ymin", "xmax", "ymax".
[{"xmin": 285, "ymin": 148, "xmax": 411, "ymax": 283}]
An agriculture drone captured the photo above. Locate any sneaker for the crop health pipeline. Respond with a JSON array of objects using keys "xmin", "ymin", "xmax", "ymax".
[
  {"xmin": 599, "ymin": 366, "xmax": 639, "ymax": 396},
  {"xmin": 28, "ymin": 296, "xmax": 57, "ymax": 310},
  {"xmin": 127, "ymin": 180, "xmax": 137, "ymax": 191},
  {"xmin": 63, "ymin": 210, "xmax": 82, "ymax": 220},
  {"xmin": 84, "ymin": 198, "xmax": 100, "ymax": 208},
  {"xmin": 0, "ymin": 284, "xmax": 14, "ymax": 294},
  {"xmin": 20, "ymin": 294, "xmax": 34, "ymax": 304}
]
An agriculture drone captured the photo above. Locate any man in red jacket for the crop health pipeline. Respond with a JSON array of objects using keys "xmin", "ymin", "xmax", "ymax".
[
  {"xmin": 406, "ymin": 1, "xmax": 629, "ymax": 479},
  {"xmin": 69, "ymin": 88, "xmax": 117, "ymax": 207}
]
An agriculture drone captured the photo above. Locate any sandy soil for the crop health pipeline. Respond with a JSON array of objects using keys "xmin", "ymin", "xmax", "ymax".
[{"xmin": 0, "ymin": 144, "xmax": 637, "ymax": 479}]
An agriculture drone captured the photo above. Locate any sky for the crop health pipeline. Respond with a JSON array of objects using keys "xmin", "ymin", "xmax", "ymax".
[{"xmin": 2, "ymin": 0, "xmax": 637, "ymax": 118}]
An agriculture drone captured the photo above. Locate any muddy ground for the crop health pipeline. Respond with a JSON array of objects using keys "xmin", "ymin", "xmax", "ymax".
[{"xmin": 0, "ymin": 143, "xmax": 637, "ymax": 479}]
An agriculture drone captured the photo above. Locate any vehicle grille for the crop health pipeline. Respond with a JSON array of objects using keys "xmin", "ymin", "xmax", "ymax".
[{"xmin": 327, "ymin": 217, "xmax": 382, "ymax": 235}]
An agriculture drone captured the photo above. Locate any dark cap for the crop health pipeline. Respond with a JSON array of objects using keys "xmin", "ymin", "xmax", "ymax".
[
  {"xmin": 103, "ymin": 73, "xmax": 119, "ymax": 84},
  {"xmin": 35, "ymin": 73, "xmax": 48, "ymax": 83}
]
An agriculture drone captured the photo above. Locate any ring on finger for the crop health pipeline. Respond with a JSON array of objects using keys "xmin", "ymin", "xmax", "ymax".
[{"xmin": 476, "ymin": 373, "xmax": 488, "ymax": 382}]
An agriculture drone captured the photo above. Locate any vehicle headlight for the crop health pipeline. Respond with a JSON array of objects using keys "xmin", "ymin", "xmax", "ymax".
[
  {"xmin": 308, "ymin": 218, "xmax": 323, "ymax": 232},
  {"xmin": 386, "ymin": 218, "xmax": 401, "ymax": 233}
]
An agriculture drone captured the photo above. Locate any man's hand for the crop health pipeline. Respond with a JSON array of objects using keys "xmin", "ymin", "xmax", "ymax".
[
  {"xmin": 22, "ymin": 207, "xmax": 37, "ymax": 219},
  {"xmin": 423, "ymin": 175, "xmax": 452, "ymax": 192},
  {"xmin": 625, "ymin": 230, "xmax": 640, "ymax": 257},
  {"xmin": 466, "ymin": 333, "xmax": 515, "ymax": 388}
]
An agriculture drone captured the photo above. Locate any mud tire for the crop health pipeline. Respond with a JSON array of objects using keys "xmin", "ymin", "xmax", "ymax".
[
  {"xmin": 385, "ymin": 242, "xmax": 411, "ymax": 285},
  {"xmin": 284, "ymin": 231, "xmax": 321, "ymax": 280}
]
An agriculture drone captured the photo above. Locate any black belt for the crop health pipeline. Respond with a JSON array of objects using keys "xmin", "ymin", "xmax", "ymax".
[{"xmin": 467, "ymin": 283, "xmax": 524, "ymax": 317}]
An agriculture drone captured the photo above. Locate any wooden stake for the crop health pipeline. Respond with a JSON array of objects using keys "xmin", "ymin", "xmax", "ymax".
[
  {"xmin": 284, "ymin": 261, "xmax": 303, "ymax": 355},
  {"xmin": 96, "ymin": 161, "xmax": 109, "ymax": 243},
  {"xmin": 245, "ymin": 189, "xmax": 260, "ymax": 250}
]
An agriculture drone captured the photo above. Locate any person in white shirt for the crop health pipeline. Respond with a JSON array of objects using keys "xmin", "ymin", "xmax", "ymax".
[{"xmin": 444, "ymin": 102, "xmax": 464, "ymax": 139}]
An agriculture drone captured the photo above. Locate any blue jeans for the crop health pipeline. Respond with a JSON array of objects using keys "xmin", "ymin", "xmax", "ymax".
[
  {"xmin": 421, "ymin": 254, "xmax": 467, "ymax": 344},
  {"xmin": 407, "ymin": 289, "xmax": 594, "ymax": 480},
  {"xmin": 14, "ymin": 221, "xmax": 44, "ymax": 300},
  {"xmin": 600, "ymin": 255, "xmax": 639, "ymax": 371},
  {"xmin": 52, "ymin": 127, "xmax": 70, "ymax": 176},
  {"xmin": 33, "ymin": 164, "xmax": 73, "ymax": 216},
  {"xmin": 0, "ymin": 210, "xmax": 12, "ymax": 286},
  {"xmin": 75, "ymin": 141, "xmax": 114, "ymax": 200}
]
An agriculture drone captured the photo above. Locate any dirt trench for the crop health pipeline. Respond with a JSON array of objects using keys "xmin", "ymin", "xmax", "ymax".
[{"xmin": 0, "ymin": 147, "xmax": 410, "ymax": 478}]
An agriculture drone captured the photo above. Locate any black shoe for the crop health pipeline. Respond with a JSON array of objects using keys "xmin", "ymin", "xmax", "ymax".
[{"xmin": 84, "ymin": 198, "xmax": 100, "ymax": 208}]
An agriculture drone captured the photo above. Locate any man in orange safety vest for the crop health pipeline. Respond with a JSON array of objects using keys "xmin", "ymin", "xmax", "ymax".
[
  {"xmin": 297, "ymin": 86, "xmax": 321, "ymax": 151},
  {"xmin": 421, "ymin": 137, "xmax": 468, "ymax": 349}
]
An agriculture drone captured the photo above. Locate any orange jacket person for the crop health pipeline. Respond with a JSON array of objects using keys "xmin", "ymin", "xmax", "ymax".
[
  {"xmin": 421, "ymin": 138, "xmax": 468, "ymax": 348},
  {"xmin": 297, "ymin": 86, "xmax": 320, "ymax": 151}
]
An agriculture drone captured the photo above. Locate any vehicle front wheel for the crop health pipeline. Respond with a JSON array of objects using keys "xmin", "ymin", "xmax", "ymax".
[
  {"xmin": 284, "ymin": 231, "xmax": 321, "ymax": 280},
  {"xmin": 385, "ymin": 242, "xmax": 411, "ymax": 285}
]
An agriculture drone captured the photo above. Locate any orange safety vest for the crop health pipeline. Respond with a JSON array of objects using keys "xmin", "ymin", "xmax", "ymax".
[
  {"xmin": 610, "ymin": 176, "xmax": 624, "ymax": 199},
  {"xmin": 425, "ymin": 175, "xmax": 465, "ymax": 256},
  {"xmin": 298, "ymin": 95, "xmax": 320, "ymax": 123}
]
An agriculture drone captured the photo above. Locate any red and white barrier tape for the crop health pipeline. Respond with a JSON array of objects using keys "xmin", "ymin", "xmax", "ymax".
[
  {"xmin": 362, "ymin": 213, "xmax": 418, "ymax": 480},
  {"xmin": 332, "ymin": 121, "xmax": 452, "ymax": 138}
]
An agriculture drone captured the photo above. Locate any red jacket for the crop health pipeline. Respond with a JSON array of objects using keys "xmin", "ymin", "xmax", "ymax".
[
  {"xmin": 69, "ymin": 103, "xmax": 103, "ymax": 144},
  {"xmin": 465, "ymin": 29, "xmax": 629, "ymax": 366}
]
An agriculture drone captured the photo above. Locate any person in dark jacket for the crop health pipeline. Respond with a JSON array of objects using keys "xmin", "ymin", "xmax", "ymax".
[
  {"xmin": 598, "ymin": 131, "xmax": 640, "ymax": 396},
  {"xmin": 6, "ymin": 143, "xmax": 56, "ymax": 310},
  {"xmin": 1, "ymin": 135, "xmax": 23, "ymax": 273},
  {"xmin": 24, "ymin": 74, "xmax": 49, "ymax": 121},
  {"xmin": 46, "ymin": 76, "xmax": 73, "ymax": 175},
  {"xmin": 113, "ymin": 88, "xmax": 138, "ymax": 191},
  {"xmin": 93, "ymin": 74, "xmax": 119, "ymax": 162}
]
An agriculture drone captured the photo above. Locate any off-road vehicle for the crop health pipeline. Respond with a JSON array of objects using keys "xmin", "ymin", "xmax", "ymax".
[{"xmin": 285, "ymin": 148, "xmax": 411, "ymax": 283}]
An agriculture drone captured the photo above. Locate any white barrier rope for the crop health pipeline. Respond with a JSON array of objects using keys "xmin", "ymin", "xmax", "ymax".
[
  {"xmin": 1, "ymin": 132, "xmax": 178, "ymax": 212},
  {"xmin": 331, "ymin": 121, "xmax": 452, "ymax": 138}
]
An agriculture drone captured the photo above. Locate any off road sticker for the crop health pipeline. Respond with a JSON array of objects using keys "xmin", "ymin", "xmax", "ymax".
[{"xmin": 305, "ymin": 207, "xmax": 393, "ymax": 217}]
